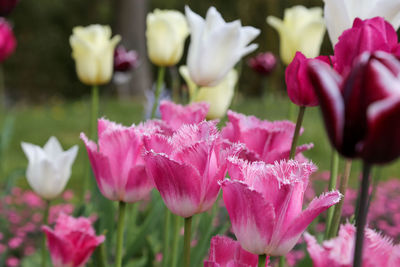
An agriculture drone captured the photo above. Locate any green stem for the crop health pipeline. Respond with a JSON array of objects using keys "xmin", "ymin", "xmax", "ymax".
[
  {"xmin": 151, "ymin": 66, "xmax": 165, "ymax": 119},
  {"xmin": 162, "ymin": 209, "xmax": 172, "ymax": 267},
  {"xmin": 353, "ymin": 162, "xmax": 372, "ymax": 267},
  {"xmin": 41, "ymin": 200, "xmax": 51, "ymax": 267},
  {"xmin": 289, "ymin": 106, "xmax": 306, "ymax": 159},
  {"xmin": 115, "ymin": 201, "xmax": 127, "ymax": 267},
  {"xmin": 328, "ymin": 159, "xmax": 352, "ymax": 238},
  {"xmin": 170, "ymin": 215, "xmax": 181, "ymax": 267},
  {"xmin": 258, "ymin": 254, "xmax": 267, "ymax": 267},
  {"xmin": 183, "ymin": 216, "xmax": 192, "ymax": 267},
  {"xmin": 90, "ymin": 85, "xmax": 99, "ymax": 140},
  {"xmin": 324, "ymin": 150, "xmax": 340, "ymax": 239},
  {"xmin": 279, "ymin": 256, "xmax": 285, "ymax": 267},
  {"xmin": 0, "ymin": 65, "xmax": 4, "ymax": 110}
]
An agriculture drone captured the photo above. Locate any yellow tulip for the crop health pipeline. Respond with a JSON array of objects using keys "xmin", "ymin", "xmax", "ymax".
[
  {"xmin": 70, "ymin": 25, "xmax": 120, "ymax": 85},
  {"xmin": 146, "ymin": 9, "xmax": 189, "ymax": 66},
  {"xmin": 180, "ymin": 66, "xmax": 238, "ymax": 119},
  {"xmin": 267, "ymin": 6, "xmax": 325, "ymax": 65}
]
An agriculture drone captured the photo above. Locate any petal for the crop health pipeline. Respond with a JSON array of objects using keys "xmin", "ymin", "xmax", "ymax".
[
  {"xmin": 221, "ymin": 179, "xmax": 275, "ymax": 255},
  {"xmin": 363, "ymin": 96, "xmax": 400, "ymax": 164},
  {"xmin": 122, "ymin": 165, "xmax": 154, "ymax": 203},
  {"xmin": 144, "ymin": 151, "xmax": 202, "ymax": 217},
  {"xmin": 279, "ymin": 191, "xmax": 341, "ymax": 255},
  {"xmin": 304, "ymin": 232, "xmax": 329, "ymax": 267},
  {"xmin": 43, "ymin": 136, "xmax": 64, "ymax": 158},
  {"xmin": 308, "ymin": 60, "xmax": 344, "ymax": 153},
  {"xmin": 143, "ymin": 133, "xmax": 173, "ymax": 154},
  {"xmin": 81, "ymin": 133, "xmax": 118, "ymax": 201}
]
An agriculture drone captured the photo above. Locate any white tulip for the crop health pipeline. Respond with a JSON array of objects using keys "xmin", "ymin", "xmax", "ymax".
[
  {"xmin": 70, "ymin": 24, "xmax": 120, "ymax": 85},
  {"xmin": 323, "ymin": 0, "xmax": 400, "ymax": 46},
  {"xmin": 21, "ymin": 137, "xmax": 78, "ymax": 200},
  {"xmin": 180, "ymin": 65, "xmax": 238, "ymax": 119},
  {"xmin": 185, "ymin": 6, "xmax": 260, "ymax": 87},
  {"xmin": 146, "ymin": 9, "xmax": 189, "ymax": 66}
]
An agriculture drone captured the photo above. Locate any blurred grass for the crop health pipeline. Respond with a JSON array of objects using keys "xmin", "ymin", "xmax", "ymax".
[{"xmin": 1, "ymin": 94, "xmax": 399, "ymax": 195}]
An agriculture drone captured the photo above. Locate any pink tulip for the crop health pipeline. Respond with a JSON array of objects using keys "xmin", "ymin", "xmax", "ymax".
[
  {"xmin": 305, "ymin": 223, "xmax": 400, "ymax": 267},
  {"xmin": 285, "ymin": 52, "xmax": 330, "ymax": 107},
  {"xmin": 159, "ymin": 100, "xmax": 209, "ymax": 131},
  {"xmin": 221, "ymin": 110, "xmax": 313, "ymax": 163},
  {"xmin": 144, "ymin": 121, "xmax": 241, "ymax": 218},
  {"xmin": 221, "ymin": 158, "xmax": 341, "ymax": 256},
  {"xmin": 204, "ymin": 235, "xmax": 264, "ymax": 267},
  {"xmin": 42, "ymin": 213, "xmax": 105, "ymax": 267},
  {"xmin": 248, "ymin": 52, "xmax": 277, "ymax": 76},
  {"xmin": 333, "ymin": 17, "xmax": 400, "ymax": 75},
  {"xmin": 0, "ymin": 18, "xmax": 15, "ymax": 62},
  {"xmin": 81, "ymin": 118, "xmax": 155, "ymax": 203},
  {"xmin": 114, "ymin": 45, "xmax": 139, "ymax": 72}
]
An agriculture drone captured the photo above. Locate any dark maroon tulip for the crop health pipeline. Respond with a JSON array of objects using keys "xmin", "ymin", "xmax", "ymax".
[
  {"xmin": 333, "ymin": 17, "xmax": 399, "ymax": 75},
  {"xmin": 0, "ymin": 0, "xmax": 18, "ymax": 16},
  {"xmin": 309, "ymin": 51, "xmax": 400, "ymax": 164},
  {"xmin": 285, "ymin": 52, "xmax": 330, "ymax": 107},
  {"xmin": 114, "ymin": 45, "xmax": 139, "ymax": 72},
  {"xmin": 0, "ymin": 18, "xmax": 16, "ymax": 62},
  {"xmin": 248, "ymin": 52, "xmax": 277, "ymax": 76}
]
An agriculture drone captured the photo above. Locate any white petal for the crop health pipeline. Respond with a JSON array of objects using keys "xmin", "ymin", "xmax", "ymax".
[{"xmin": 43, "ymin": 136, "xmax": 63, "ymax": 158}]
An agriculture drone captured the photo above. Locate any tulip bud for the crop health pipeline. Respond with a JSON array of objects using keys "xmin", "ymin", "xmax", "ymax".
[
  {"xmin": 21, "ymin": 137, "xmax": 78, "ymax": 200},
  {"xmin": 285, "ymin": 52, "xmax": 330, "ymax": 107},
  {"xmin": 0, "ymin": 0, "xmax": 18, "ymax": 16},
  {"xmin": 0, "ymin": 18, "xmax": 16, "ymax": 63},
  {"xmin": 185, "ymin": 6, "xmax": 260, "ymax": 87},
  {"xmin": 114, "ymin": 45, "xmax": 139, "ymax": 72},
  {"xmin": 69, "ymin": 25, "xmax": 121, "ymax": 86},
  {"xmin": 248, "ymin": 52, "xmax": 277, "ymax": 76},
  {"xmin": 323, "ymin": 0, "xmax": 400, "ymax": 46},
  {"xmin": 179, "ymin": 65, "xmax": 238, "ymax": 119},
  {"xmin": 267, "ymin": 5, "xmax": 326, "ymax": 65},
  {"xmin": 146, "ymin": 9, "xmax": 189, "ymax": 67}
]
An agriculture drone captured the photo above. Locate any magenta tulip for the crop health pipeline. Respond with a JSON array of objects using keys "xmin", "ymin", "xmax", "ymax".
[
  {"xmin": 42, "ymin": 213, "xmax": 105, "ymax": 267},
  {"xmin": 81, "ymin": 118, "xmax": 154, "ymax": 202},
  {"xmin": 0, "ymin": 18, "xmax": 16, "ymax": 62},
  {"xmin": 248, "ymin": 52, "xmax": 277, "ymax": 76},
  {"xmin": 144, "ymin": 121, "xmax": 240, "ymax": 218},
  {"xmin": 221, "ymin": 110, "xmax": 313, "ymax": 163},
  {"xmin": 285, "ymin": 52, "xmax": 330, "ymax": 107},
  {"xmin": 333, "ymin": 17, "xmax": 400, "ymax": 74},
  {"xmin": 0, "ymin": 0, "xmax": 18, "ymax": 16},
  {"xmin": 309, "ymin": 51, "xmax": 400, "ymax": 164},
  {"xmin": 204, "ymin": 235, "xmax": 262, "ymax": 267},
  {"xmin": 159, "ymin": 100, "xmax": 209, "ymax": 132},
  {"xmin": 114, "ymin": 45, "xmax": 139, "ymax": 72},
  {"xmin": 221, "ymin": 158, "xmax": 341, "ymax": 256},
  {"xmin": 305, "ymin": 223, "xmax": 400, "ymax": 267}
]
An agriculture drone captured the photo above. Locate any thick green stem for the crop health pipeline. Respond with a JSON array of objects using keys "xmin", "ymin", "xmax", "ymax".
[
  {"xmin": 183, "ymin": 216, "xmax": 192, "ymax": 267},
  {"xmin": 170, "ymin": 214, "xmax": 181, "ymax": 267},
  {"xmin": 279, "ymin": 256, "xmax": 285, "ymax": 267},
  {"xmin": 289, "ymin": 106, "xmax": 306, "ymax": 159},
  {"xmin": 151, "ymin": 66, "xmax": 165, "ymax": 118},
  {"xmin": 115, "ymin": 201, "xmax": 127, "ymax": 267},
  {"xmin": 328, "ymin": 159, "xmax": 352, "ymax": 238},
  {"xmin": 90, "ymin": 85, "xmax": 99, "ymax": 140},
  {"xmin": 162, "ymin": 209, "xmax": 172, "ymax": 267},
  {"xmin": 324, "ymin": 150, "xmax": 340, "ymax": 239},
  {"xmin": 353, "ymin": 162, "xmax": 372, "ymax": 267},
  {"xmin": 41, "ymin": 200, "xmax": 51, "ymax": 267},
  {"xmin": 258, "ymin": 254, "xmax": 267, "ymax": 267}
]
